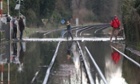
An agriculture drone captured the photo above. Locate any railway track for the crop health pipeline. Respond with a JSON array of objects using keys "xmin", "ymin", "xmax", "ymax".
[
  {"xmin": 40, "ymin": 23, "xmax": 139, "ymax": 84},
  {"xmin": 41, "ymin": 24, "xmax": 110, "ymax": 84},
  {"xmin": 1, "ymin": 23, "xmax": 139, "ymax": 84}
]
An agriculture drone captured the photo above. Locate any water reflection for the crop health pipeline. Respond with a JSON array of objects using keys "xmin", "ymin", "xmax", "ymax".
[
  {"xmin": 85, "ymin": 42, "xmax": 129, "ymax": 84},
  {"xmin": 18, "ymin": 42, "xmax": 25, "ymax": 72},
  {"xmin": 0, "ymin": 41, "xmax": 26, "ymax": 84},
  {"xmin": 66, "ymin": 41, "xmax": 72, "ymax": 60},
  {"xmin": 71, "ymin": 42, "xmax": 80, "ymax": 71},
  {"xmin": 0, "ymin": 42, "xmax": 10, "ymax": 63},
  {"xmin": 86, "ymin": 41, "xmax": 107, "ymax": 84},
  {"xmin": 48, "ymin": 41, "xmax": 88, "ymax": 84},
  {"xmin": 111, "ymin": 44, "xmax": 121, "ymax": 64},
  {"xmin": 0, "ymin": 39, "xmax": 139, "ymax": 84},
  {"xmin": 71, "ymin": 42, "xmax": 88, "ymax": 84},
  {"xmin": 0, "ymin": 40, "xmax": 57, "ymax": 84},
  {"xmin": 11, "ymin": 42, "xmax": 26, "ymax": 65},
  {"xmin": 105, "ymin": 43, "xmax": 127, "ymax": 84}
]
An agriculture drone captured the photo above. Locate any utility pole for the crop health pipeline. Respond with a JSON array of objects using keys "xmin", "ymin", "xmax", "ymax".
[
  {"xmin": 15, "ymin": 0, "xmax": 21, "ymax": 16},
  {"xmin": 0, "ymin": 62, "xmax": 4, "ymax": 84},
  {"xmin": 7, "ymin": 0, "xmax": 9, "ymax": 15},
  {"xmin": 0, "ymin": 0, "xmax": 3, "ymax": 17},
  {"xmin": 19, "ymin": 0, "xmax": 21, "ymax": 16},
  {"xmin": 8, "ymin": 63, "xmax": 10, "ymax": 84}
]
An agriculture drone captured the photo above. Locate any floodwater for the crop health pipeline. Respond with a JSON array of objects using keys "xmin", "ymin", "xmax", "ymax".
[
  {"xmin": 0, "ymin": 41, "xmax": 57, "ymax": 84},
  {"xmin": 0, "ymin": 33, "xmax": 140, "ymax": 84},
  {"xmin": 86, "ymin": 41, "xmax": 127, "ymax": 84}
]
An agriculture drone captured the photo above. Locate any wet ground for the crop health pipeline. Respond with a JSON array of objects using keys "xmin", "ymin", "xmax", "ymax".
[{"xmin": 0, "ymin": 24, "xmax": 140, "ymax": 84}]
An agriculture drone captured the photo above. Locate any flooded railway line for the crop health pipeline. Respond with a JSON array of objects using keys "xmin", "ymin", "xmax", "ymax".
[
  {"xmin": 44, "ymin": 24, "xmax": 111, "ymax": 84},
  {"xmin": 0, "ymin": 24, "xmax": 140, "ymax": 84}
]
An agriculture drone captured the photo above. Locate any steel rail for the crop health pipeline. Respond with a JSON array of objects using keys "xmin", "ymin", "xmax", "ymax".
[
  {"xmin": 31, "ymin": 69, "xmax": 40, "ymax": 83},
  {"xmin": 43, "ymin": 41, "xmax": 61, "ymax": 84},
  {"xmin": 78, "ymin": 24, "xmax": 109, "ymax": 37},
  {"xmin": 42, "ymin": 26, "xmax": 73, "ymax": 84},
  {"xmin": 80, "ymin": 26, "xmax": 109, "ymax": 36},
  {"xmin": 76, "ymin": 26, "xmax": 92, "ymax": 37},
  {"xmin": 30, "ymin": 28, "xmax": 64, "ymax": 84},
  {"xmin": 42, "ymin": 30, "xmax": 68, "ymax": 84},
  {"xmin": 111, "ymin": 45, "xmax": 140, "ymax": 68},
  {"xmin": 43, "ymin": 26, "xmax": 78, "ymax": 36},
  {"xmin": 42, "ymin": 31, "xmax": 68, "ymax": 84},
  {"xmin": 78, "ymin": 24, "xmax": 109, "ymax": 84},
  {"xmin": 85, "ymin": 46, "xmax": 108, "ymax": 84},
  {"xmin": 79, "ymin": 26, "xmax": 95, "ymax": 36},
  {"xmin": 77, "ymin": 41, "xmax": 95, "ymax": 84}
]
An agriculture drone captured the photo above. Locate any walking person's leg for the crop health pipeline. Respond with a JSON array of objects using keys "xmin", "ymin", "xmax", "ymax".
[
  {"xmin": 12, "ymin": 30, "xmax": 15, "ymax": 39},
  {"xmin": 15, "ymin": 28, "xmax": 17, "ymax": 39},
  {"xmin": 67, "ymin": 30, "xmax": 69, "ymax": 40},
  {"xmin": 110, "ymin": 28, "xmax": 115, "ymax": 42},
  {"xmin": 13, "ymin": 27, "xmax": 17, "ymax": 39},
  {"xmin": 13, "ymin": 32, "xmax": 16, "ymax": 39},
  {"xmin": 69, "ymin": 31, "xmax": 73, "ymax": 40},
  {"xmin": 20, "ymin": 30, "xmax": 23, "ymax": 40},
  {"xmin": 114, "ymin": 29, "xmax": 119, "ymax": 41}
]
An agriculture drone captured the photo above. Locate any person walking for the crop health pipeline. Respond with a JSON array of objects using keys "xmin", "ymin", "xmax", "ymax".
[
  {"xmin": 110, "ymin": 15, "xmax": 121, "ymax": 42},
  {"xmin": 18, "ymin": 17, "xmax": 25, "ymax": 40},
  {"xmin": 66, "ymin": 20, "xmax": 73, "ymax": 40}
]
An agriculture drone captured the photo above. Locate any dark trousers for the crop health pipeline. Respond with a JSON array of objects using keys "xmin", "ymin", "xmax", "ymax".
[
  {"xmin": 19, "ymin": 30, "xmax": 24, "ymax": 40},
  {"xmin": 67, "ymin": 30, "xmax": 73, "ymax": 39},
  {"xmin": 12, "ymin": 27, "xmax": 17, "ymax": 39}
]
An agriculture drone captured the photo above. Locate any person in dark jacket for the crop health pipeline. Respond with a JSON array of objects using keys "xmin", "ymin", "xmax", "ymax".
[
  {"xmin": 110, "ymin": 15, "xmax": 121, "ymax": 42},
  {"xmin": 5, "ymin": 14, "xmax": 11, "ymax": 23},
  {"xmin": 18, "ymin": 17, "xmax": 25, "ymax": 40},
  {"xmin": 66, "ymin": 20, "xmax": 73, "ymax": 40},
  {"xmin": 12, "ymin": 16, "xmax": 18, "ymax": 39}
]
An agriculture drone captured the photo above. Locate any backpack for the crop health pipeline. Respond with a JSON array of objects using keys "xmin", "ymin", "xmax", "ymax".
[{"xmin": 111, "ymin": 18, "xmax": 120, "ymax": 28}]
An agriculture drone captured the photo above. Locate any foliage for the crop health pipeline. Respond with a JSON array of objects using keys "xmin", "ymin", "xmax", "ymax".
[
  {"xmin": 39, "ymin": 0, "xmax": 56, "ymax": 18},
  {"xmin": 85, "ymin": 0, "xmax": 122, "ymax": 22},
  {"xmin": 54, "ymin": 0, "xmax": 72, "ymax": 20},
  {"xmin": 2, "ymin": 0, "xmax": 56, "ymax": 27},
  {"xmin": 3, "ymin": 0, "xmax": 121, "ymax": 27},
  {"xmin": 122, "ymin": 0, "xmax": 140, "ymax": 45},
  {"xmin": 134, "ymin": 0, "xmax": 140, "ymax": 15}
]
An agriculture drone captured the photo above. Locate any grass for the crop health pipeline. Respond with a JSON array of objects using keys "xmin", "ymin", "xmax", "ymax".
[{"xmin": 23, "ymin": 27, "xmax": 41, "ymax": 38}]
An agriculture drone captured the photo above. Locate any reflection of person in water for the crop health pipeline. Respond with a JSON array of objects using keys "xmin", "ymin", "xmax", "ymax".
[
  {"xmin": 67, "ymin": 42, "xmax": 72, "ymax": 60},
  {"xmin": 67, "ymin": 48, "xmax": 71, "ymax": 60},
  {"xmin": 18, "ymin": 42, "xmax": 25, "ymax": 72},
  {"xmin": 12, "ymin": 42, "xmax": 17, "ymax": 62},
  {"xmin": 12, "ymin": 42, "xmax": 17, "ymax": 55},
  {"xmin": 111, "ymin": 49, "xmax": 120, "ymax": 64}
]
